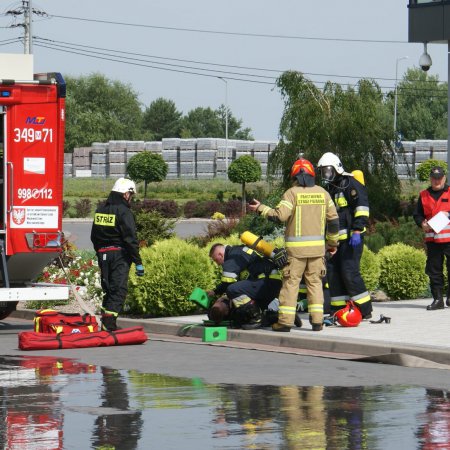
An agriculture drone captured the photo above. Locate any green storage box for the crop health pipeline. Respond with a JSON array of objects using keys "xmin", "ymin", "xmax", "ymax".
[{"xmin": 202, "ymin": 326, "xmax": 227, "ymax": 342}]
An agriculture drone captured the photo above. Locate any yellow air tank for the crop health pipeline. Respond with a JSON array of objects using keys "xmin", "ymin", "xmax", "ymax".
[
  {"xmin": 240, "ymin": 231, "xmax": 276, "ymax": 258},
  {"xmin": 352, "ymin": 170, "xmax": 365, "ymax": 185}
]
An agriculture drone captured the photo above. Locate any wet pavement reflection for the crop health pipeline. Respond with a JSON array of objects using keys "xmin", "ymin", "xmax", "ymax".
[{"xmin": 0, "ymin": 355, "xmax": 449, "ymax": 449}]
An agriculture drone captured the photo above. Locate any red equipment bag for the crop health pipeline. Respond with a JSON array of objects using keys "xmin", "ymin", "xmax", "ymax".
[
  {"xmin": 34, "ymin": 309, "xmax": 99, "ymax": 334},
  {"xmin": 18, "ymin": 326, "xmax": 148, "ymax": 351}
]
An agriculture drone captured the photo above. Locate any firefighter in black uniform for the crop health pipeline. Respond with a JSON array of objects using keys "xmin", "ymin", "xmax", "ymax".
[
  {"xmin": 90, "ymin": 178, "xmax": 144, "ymax": 331},
  {"xmin": 207, "ymin": 243, "xmax": 282, "ymax": 329},
  {"xmin": 317, "ymin": 152, "xmax": 372, "ymax": 319}
]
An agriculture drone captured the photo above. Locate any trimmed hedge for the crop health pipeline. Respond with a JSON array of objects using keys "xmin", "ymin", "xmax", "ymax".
[
  {"xmin": 378, "ymin": 243, "xmax": 428, "ymax": 300},
  {"xmin": 127, "ymin": 238, "xmax": 216, "ymax": 316},
  {"xmin": 360, "ymin": 245, "xmax": 380, "ymax": 292}
]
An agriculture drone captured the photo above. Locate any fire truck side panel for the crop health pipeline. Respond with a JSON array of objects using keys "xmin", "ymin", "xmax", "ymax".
[{"xmin": 0, "ymin": 76, "xmax": 65, "ymax": 286}]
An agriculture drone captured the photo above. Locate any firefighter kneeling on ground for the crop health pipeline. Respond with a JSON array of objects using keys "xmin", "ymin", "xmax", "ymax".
[
  {"xmin": 90, "ymin": 178, "xmax": 144, "ymax": 331},
  {"xmin": 207, "ymin": 243, "xmax": 282, "ymax": 329}
]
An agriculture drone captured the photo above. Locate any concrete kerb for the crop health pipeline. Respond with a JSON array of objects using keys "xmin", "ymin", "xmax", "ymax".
[{"xmin": 11, "ymin": 303, "xmax": 450, "ymax": 367}]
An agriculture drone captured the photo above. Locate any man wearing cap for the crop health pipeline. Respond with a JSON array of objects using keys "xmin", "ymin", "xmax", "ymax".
[{"xmin": 413, "ymin": 166, "xmax": 450, "ymax": 310}]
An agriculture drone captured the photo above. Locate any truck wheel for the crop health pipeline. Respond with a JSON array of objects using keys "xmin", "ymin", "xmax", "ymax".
[{"xmin": 0, "ymin": 302, "xmax": 18, "ymax": 320}]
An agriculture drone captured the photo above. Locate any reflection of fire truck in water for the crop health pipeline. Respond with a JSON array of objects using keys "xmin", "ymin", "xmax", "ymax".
[{"xmin": 0, "ymin": 56, "xmax": 69, "ymax": 320}]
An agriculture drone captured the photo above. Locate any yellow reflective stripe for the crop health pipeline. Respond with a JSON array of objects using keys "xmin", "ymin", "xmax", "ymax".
[
  {"xmin": 285, "ymin": 240, "xmax": 325, "ymax": 247},
  {"xmin": 243, "ymin": 246, "xmax": 254, "ymax": 255},
  {"xmin": 308, "ymin": 304, "xmax": 323, "ymax": 313},
  {"xmin": 232, "ymin": 296, "xmax": 251, "ymax": 307},
  {"xmin": 330, "ymin": 300, "xmax": 347, "ymax": 307},
  {"xmin": 260, "ymin": 206, "xmax": 272, "ymax": 217},
  {"xmin": 337, "ymin": 197, "xmax": 348, "ymax": 207},
  {"xmin": 279, "ymin": 305, "xmax": 296, "ymax": 315},
  {"xmin": 257, "ymin": 274, "xmax": 266, "ymax": 279},
  {"xmin": 355, "ymin": 210, "xmax": 369, "ymax": 218},
  {"xmin": 320, "ymin": 204, "xmax": 326, "ymax": 235},
  {"xmin": 278, "ymin": 200, "xmax": 293, "ymax": 210},
  {"xmin": 351, "ymin": 292, "xmax": 371, "ymax": 304},
  {"xmin": 94, "ymin": 213, "xmax": 116, "ymax": 226},
  {"xmin": 326, "ymin": 232, "xmax": 339, "ymax": 241},
  {"xmin": 295, "ymin": 205, "xmax": 301, "ymax": 236},
  {"xmin": 101, "ymin": 308, "xmax": 118, "ymax": 317},
  {"xmin": 269, "ymin": 273, "xmax": 282, "ymax": 280},
  {"xmin": 328, "ymin": 199, "xmax": 334, "ymax": 208},
  {"xmin": 221, "ymin": 276, "xmax": 236, "ymax": 283}
]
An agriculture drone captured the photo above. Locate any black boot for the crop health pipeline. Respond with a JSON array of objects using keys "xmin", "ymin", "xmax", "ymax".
[
  {"xmin": 101, "ymin": 314, "xmax": 120, "ymax": 331},
  {"xmin": 427, "ymin": 288, "xmax": 444, "ymax": 310}
]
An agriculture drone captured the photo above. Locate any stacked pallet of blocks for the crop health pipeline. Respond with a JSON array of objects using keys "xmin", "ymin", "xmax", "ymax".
[{"xmin": 66, "ymin": 139, "xmax": 450, "ymax": 180}]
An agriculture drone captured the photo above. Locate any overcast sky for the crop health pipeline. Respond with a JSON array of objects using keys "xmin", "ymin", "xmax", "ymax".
[{"xmin": 0, "ymin": 0, "xmax": 448, "ymax": 141}]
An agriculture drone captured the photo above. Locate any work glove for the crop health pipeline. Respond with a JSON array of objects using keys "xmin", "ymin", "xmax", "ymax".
[
  {"xmin": 349, "ymin": 233, "xmax": 361, "ymax": 247},
  {"xmin": 272, "ymin": 248, "xmax": 288, "ymax": 269},
  {"xmin": 135, "ymin": 264, "xmax": 145, "ymax": 277}
]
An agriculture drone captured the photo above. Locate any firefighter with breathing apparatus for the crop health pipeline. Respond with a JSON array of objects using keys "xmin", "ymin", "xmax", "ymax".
[
  {"xmin": 207, "ymin": 241, "xmax": 282, "ymax": 329},
  {"xmin": 248, "ymin": 158, "xmax": 339, "ymax": 332},
  {"xmin": 316, "ymin": 152, "xmax": 372, "ymax": 324}
]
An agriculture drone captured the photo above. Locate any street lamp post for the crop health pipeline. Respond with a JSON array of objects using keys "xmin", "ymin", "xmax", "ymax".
[
  {"xmin": 394, "ymin": 56, "xmax": 409, "ymax": 139},
  {"xmin": 218, "ymin": 77, "xmax": 229, "ymax": 171}
]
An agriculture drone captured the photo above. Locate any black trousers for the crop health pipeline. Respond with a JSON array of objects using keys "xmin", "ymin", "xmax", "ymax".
[
  {"xmin": 425, "ymin": 241, "xmax": 450, "ymax": 295},
  {"xmin": 97, "ymin": 249, "xmax": 132, "ymax": 314},
  {"xmin": 226, "ymin": 278, "xmax": 282, "ymax": 311},
  {"xmin": 327, "ymin": 238, "xmax": 372, "ymax": 317}
]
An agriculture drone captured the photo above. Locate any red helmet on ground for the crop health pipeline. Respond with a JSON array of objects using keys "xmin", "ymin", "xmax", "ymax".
[
  {"xmin": 334, "ymin": 301, "xmax": 362, "ymax": 327},
  {"xmin": 290, "ymin": 158, "xmax": 315, "ymax": 179}
]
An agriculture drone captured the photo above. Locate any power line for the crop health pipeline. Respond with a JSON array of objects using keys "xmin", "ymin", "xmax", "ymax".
[
  {"xmin": 33, "ymin": 41, "xmax": 277, "ymax": 85},
  {"xmin": 34, "ymin": 38, "xmax": 450, "ymax": 95},
  {"xmin": 48, "ymin": 13, "xmax": 408, "ymax": 44},
  {"xmin": 37, "ymin": 36, "xmax": 442, "ymax": 84}
]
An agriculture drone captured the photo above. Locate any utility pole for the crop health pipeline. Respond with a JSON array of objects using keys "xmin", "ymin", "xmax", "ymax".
[
  {"xmin": 23, "ymin": 0, "xmax": 32, "ymax": 54},
  {"xmin": 6, "ymin": 0, "xmax": 46, "ymax": 54}
]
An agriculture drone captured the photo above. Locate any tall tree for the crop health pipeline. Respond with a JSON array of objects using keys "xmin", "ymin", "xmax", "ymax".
[
  {"xmin": 65, "ymin": 73, "xmax": 145, "ymax": 152},
  {"xmin": 181, "ymin": 105, "xmax": 253, "ymax": 139},
  {"xmin": 216, "ymin": 104, "xmax": 253, "ymax": 140},
  {"xmin": 142, "ymin": 98, "xmax": 182, "ymax": 141},
  {"xmin": 272, "ymin": 71, "xmax": 399, "ymax": 219},
  {"xmin": 394, "ymin": 67, "xmax": 447, "ymax": 141}
]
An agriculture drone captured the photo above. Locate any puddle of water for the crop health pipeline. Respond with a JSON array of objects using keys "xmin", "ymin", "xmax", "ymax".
[{"xmin": 0, "ymin": 355, "xmax": 449, "ymax": 449}]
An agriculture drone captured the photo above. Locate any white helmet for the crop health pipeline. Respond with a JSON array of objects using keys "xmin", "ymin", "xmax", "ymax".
[
  {"xmin": 317, "ymin": 152, "xmax": 353, "ymax": 182},
  {"xmin": 111, "ymin": 177, "xmax": 136, "ymax": 194}
]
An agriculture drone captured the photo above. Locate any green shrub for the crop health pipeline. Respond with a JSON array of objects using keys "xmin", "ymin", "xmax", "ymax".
[
  {"xmin": 360, "ymin": 245, "xmax": 380, "ymax": 292},
  {"xmin": 378, "ymin": 243, "xmax": 428, "ymax": 300},
  {"xmin": 366, "ymin": 217, "xmax": 423, "ymax": 252},
  {"xmin": 127, "ymin": 238, "xmax": 216, "ymax": 316},
  {"xmin": 135, "ymin": 210, "xmax": 176, "ymax": 246},
  {"xmin": 364, "ymin": 233, "xmax": 386, "ymax": 253},
  {"xmin": 416, "ymin": 159, "xmax": 447, "ymax": 182}
]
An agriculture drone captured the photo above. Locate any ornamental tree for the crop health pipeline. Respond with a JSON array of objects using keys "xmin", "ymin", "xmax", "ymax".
[
  {"xmin": 227, "ymin": 155, "xmax": 262, "ymax": 216},
  {"xmin": 127, "ymin": 151, "xmax": 168, "ymax": 198}
]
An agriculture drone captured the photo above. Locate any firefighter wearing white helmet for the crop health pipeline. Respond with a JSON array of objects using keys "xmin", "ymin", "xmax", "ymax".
[
  {"xmin": 316, "ymin": 152, "xmax": 372, "ymax": 320},
  {"xmin": 111, "ymin": 177, "xmax": 136, "ymax": 194},
  {"xmin": 91, "ymin": 177, "xmax": 144, "ymax": 331}
]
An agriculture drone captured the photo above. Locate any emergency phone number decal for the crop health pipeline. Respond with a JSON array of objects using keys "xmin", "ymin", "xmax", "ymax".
[
  {"xmin": 13, "ymin": 128, "xmax": 53, "ymax": 143},
  {"xmin": 18, "ymin": 188, "xmax": 53, "ymax": 200}
]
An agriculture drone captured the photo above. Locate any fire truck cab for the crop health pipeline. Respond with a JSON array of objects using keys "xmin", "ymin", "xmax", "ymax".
[{"xmin": 0, "ymin": 54, "xmax": 69, "ymax": 319}]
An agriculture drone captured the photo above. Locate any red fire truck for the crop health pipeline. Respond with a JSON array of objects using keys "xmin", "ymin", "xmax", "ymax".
[{"xmin": 0, "ymin": 71, "xmax": 69, "ymax": 319}]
